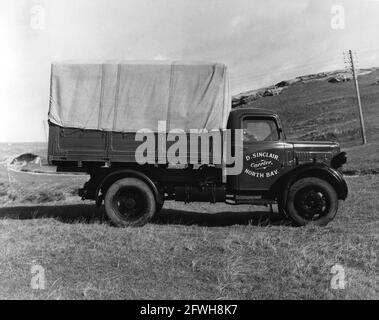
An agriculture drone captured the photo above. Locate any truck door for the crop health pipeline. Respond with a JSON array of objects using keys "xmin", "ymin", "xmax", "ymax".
[{"xmin": 237, "ymin": 116, "xmax": 286, "ymax": 191}]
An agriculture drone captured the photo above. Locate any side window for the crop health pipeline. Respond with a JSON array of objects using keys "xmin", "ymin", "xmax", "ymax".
[{"xmin": 242, "ymin": 118, "xmax": 280, "ymax": 142}]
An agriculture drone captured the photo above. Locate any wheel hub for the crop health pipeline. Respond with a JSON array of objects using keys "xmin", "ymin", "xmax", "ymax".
[
  {"xmin": 113, "ymin": 188, "xmax": 147, "ymax": 219},
  {"xmin": 304, "ymin": 191, "xmax": 324, "ymax": 211},
  {"xmin": 123, "ymin": 197, "xmax": 136, "ymax": 209},
  {"xmin": 295, "ymin": 187, "xmax": 329, "ymax": 219}
]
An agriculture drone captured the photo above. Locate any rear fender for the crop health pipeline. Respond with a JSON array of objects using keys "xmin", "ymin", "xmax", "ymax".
[{"xmin": 95, "ymin": 169, "xmax": 162, "ymax": 207}]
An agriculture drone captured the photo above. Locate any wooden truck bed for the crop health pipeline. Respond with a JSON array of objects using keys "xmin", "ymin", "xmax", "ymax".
[{"xmin": 48, "ymin": 122, "xmax": 221, "ymax": 167}]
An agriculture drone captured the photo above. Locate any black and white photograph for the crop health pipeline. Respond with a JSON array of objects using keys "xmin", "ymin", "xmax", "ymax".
[{"xmin": 0, "ymin": 0, "xmax": 378, "ymax": 303}]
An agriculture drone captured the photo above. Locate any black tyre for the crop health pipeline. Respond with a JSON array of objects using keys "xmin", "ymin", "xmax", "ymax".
[
  {"xmin": 285, "ymin": 177, "xmax": 338, "ymax": 226},
  {"xmin": 104, "ymin": 177, "xmax": 156, "ymax": 227}
]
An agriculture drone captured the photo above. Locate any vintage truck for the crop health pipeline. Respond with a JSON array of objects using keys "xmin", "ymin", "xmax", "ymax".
[{"xmin": 47, "ymin": 61, "xmax": 348, "ymax": 227}]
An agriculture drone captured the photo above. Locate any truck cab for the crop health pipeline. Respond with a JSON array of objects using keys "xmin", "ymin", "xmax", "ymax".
[
  {"xmin": 225, "ymin": 107, "xmax": 347, "ymax": 226},
  {"xmin": 228, "ymin": 108, "xmax": 292, "ymax": 192}
]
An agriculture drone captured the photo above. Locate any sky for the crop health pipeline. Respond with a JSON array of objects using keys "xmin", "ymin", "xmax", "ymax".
[{"xmin": 1, "ymin": 0, "xmax": 379, "ymax": 142}]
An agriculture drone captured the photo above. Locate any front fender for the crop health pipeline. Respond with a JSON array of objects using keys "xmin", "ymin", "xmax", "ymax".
[{"xmin": 272, "ymin": 163, "xmax": 348, "ymax": 201}]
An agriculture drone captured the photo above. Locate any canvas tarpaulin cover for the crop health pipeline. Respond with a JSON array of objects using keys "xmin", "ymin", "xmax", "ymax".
[{"xmin": 48, "ymin": 61, "xmax": 231, "ymax": 132}]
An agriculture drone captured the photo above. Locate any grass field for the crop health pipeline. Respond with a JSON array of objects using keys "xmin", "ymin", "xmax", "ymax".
[
  {"xmin": 0, "ymin": 175, "xmax": 377, "ymax": 299},
  {"xmin": 0, "ymin": 69, "xmax": 378, "ymax": 300}
]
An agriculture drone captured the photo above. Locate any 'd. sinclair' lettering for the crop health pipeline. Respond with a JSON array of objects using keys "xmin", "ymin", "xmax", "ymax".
[{"xmin": 245, "ymin": 152, "xmax": 279, "ymax": 161}]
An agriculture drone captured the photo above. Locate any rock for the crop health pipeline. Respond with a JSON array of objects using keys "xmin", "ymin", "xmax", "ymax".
[
  {"xmin": 262, "ymin": 87, "xmax": 283, "ymax": 97},
  {"xmin": 328, "ymin": 75, "xmax": 351, "ymax": 83},
  {"xmin": 275, "ymin": 80, "xmax": 290, "ymax": 88},
  {"xmin": 232, "ymin": 95, "xmax": 249, "ymax": 108},
  {"xmin": 328, "ymin": 77, "xmax": 341, "ymax": 83}
]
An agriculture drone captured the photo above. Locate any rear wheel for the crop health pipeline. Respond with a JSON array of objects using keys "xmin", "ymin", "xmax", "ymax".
[
  {"xmin": 285, "ymin": 177, "xmax": 338, "ymax": 226},
  {"xmin": 104, "ymin": 177, "xmax": 156, "ymax": 227}
]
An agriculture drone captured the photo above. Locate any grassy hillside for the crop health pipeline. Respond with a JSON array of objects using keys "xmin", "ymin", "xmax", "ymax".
[
  {"xmin": 243, "ymin": 69, "xmax": 379, "ymax": 146},
  {"xmin": 239, "ymin": 69, "xmax": 379, "ymax": 174}
]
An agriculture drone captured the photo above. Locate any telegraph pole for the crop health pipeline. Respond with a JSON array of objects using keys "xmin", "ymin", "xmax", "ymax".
[{"xmin": 344, "ymin": 50, "xmax": 367, "ymax": 144}]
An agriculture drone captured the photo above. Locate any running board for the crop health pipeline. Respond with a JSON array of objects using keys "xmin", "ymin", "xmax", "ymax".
[{"xmin": 228, "ymin": 195, "xmax": 277, "ymax": 205}]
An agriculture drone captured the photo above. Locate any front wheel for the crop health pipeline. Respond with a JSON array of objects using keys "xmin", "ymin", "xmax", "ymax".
[
  {"xmin": 104, "ymin": 177, "xmax": 156, "ymax": 227},
  {"xmin": 285, "ymin": 177, "xmax": 338, "ymax": 226}
]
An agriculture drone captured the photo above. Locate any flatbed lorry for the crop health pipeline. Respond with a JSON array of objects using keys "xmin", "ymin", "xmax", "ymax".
[{"xmin": 47, "ymin": 61, "xmax": 348, "ymax": 226}]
